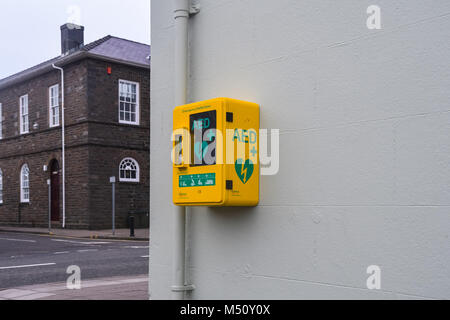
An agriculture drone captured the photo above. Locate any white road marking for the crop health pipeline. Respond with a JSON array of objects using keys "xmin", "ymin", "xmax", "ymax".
[
  {"xmin": 77, "ymin": 249, "xmax": 98, "ymax": 253},
  {"xmin": 79, "ymin": 242, "xmax": 110, "ymax": 245},
  {"xmin": 51, "ymin": 239, "xmax": 110, "ymax": 245},
  {"xmin": 53, "ymin": 252, "xmax": 70, "ymax": 255},
  {"xmin": 0, "ymin": 263, "xmax": 56, "ymax": 270},
  {"xmin": 126, "ymin": 245, "xmax": 150, "ymax": 249},
  {"xmin": 141, "ymin": 255, "xmax": 149, "ymax": 258},
  {"xmin": 51, "ymin": 239, "xmax": 84, "ymax": 244},
  {"xmin": 125, "ymin": 246, "xmax": 149, "ymax": 249},
  {"xmin": 0, "ymin": 237, "xmax": 36, "ymax": 243}
]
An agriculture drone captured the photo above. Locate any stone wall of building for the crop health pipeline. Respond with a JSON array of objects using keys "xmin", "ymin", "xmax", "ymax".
[
  {"xmin": 0, "ymin": 57, "xmax": 150, "ymax": 230},
  {"xmin": 85, "ymin": 59, "xmax": 150, "ymax": 229}
]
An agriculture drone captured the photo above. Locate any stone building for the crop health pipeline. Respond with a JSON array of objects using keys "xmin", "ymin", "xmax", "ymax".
[{"xmin": 0, "ymin": 24, "xmax": 150, "ymax": 229}]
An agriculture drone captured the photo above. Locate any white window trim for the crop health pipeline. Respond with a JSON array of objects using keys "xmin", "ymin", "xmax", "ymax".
[
  {"xmin": 118, "ymin": 79, "xmax": 140, "ymax": 126},
  {"xmin": 0, "ymin": 103, "xmax": 3, "ymax": 140},
  {"xmin": 20, "ymin": 94, "xmax": 29, "ymax": 135},
  {"xmin": 0, "ymin": 168, "xmax": 3, "ymax": 204},
  {"xmin": 49, "ymin": 84, "xmax": 60, "ymax": 128},
  {"xmin": 119, "ymin": 157, "xmax": 140, "ymax": 183},
  {"xmin": 20, "ymin": 164, "xmax": 30, "ymax": 203}
]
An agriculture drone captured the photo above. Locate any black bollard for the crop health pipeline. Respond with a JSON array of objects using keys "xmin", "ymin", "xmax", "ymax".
[{"xmin": 129, "ymin": 216, "xmax": 135, "ymax": 238}]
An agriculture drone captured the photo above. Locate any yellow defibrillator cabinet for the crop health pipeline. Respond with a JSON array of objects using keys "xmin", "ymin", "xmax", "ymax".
[{"xmin": 173, "ymin": 98, "xmax": 259, "ymax": 206}]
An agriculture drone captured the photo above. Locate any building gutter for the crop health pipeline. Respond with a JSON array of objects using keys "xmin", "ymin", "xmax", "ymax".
[
  {"xmin": 85, "ymin": 52, "xmax": 151, "ymax": 70},
  {"xmin": 51, "ymin": 64, "xmax": 66, "ymax": 229}
]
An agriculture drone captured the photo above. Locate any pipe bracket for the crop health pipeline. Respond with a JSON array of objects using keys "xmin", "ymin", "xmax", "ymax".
[
  {"xmin": 171, "ymin": 284, "xmax": 196, "ymax": 292},
  {"xmin": 189, "ymin": 3, "xmax": 201, "ymax": 15}
]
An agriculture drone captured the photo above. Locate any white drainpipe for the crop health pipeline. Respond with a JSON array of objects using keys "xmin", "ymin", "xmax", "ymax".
[
  {"xmin": 172, "ymin": 0, "xmax": 199, "ymax": 300},
  {"xmin": 52, "ymin": 64, "xmax": 66, "ymax": 229}
]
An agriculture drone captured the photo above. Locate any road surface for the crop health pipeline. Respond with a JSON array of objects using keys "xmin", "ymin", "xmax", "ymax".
[{"xmin": 0, "ymin": 231, "xmax": 149, "ymax": 290}]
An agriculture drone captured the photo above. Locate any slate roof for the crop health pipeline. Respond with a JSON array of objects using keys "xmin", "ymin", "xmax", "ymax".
[
  {"xmin": 0, "ymin": 35, "xmax": 150, "ymax": 89},
  {"xmin": 88, "ymin": 36, "xmax": 151, "ymax": 66}
]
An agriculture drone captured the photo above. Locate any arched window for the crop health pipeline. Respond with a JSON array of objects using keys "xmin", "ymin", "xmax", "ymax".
[
  {"xmin": 119, "ymin": 158, "xmax": 140, "ymax": 182},
  {"xmin": 20, "ymin": 164, "xmax": 30, "ymax": 203},
  {"xmin": 0, "ymin": 169, "xmax": 3, "ymax": 204}
]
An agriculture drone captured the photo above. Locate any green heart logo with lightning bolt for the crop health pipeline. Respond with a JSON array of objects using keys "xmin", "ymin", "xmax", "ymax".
[{"xmin": 235, "ymin": 158, "xmax": 254, "ymax": 184}]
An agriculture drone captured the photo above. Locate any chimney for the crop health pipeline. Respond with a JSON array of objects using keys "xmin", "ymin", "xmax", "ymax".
[{"xmin": 60, "ymin": 23, "xmax": 84, "ymax": 55}]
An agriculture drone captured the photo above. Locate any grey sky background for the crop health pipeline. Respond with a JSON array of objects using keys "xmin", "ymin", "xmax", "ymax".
[{"xmin": 0, "ymin": 0, "xmax": 151, "ymax": 79}]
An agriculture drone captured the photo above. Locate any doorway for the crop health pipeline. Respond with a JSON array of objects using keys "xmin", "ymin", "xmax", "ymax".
[{"xmin": 49, "ymin": 159, "xmax": 60, "ymax": 222}]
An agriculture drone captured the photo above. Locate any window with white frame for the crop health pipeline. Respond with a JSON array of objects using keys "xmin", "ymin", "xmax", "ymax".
[
  {"xmin": 0, "ymin": 169, "xmax": 3, "ymax": 204},
  {"xmin": 119, "ymin": 158, "xmax": 140, "ymax": 182},
  {"xmin": 20, "ymin": 95, "xmax": 29, "ymax": 134},
  {"xmin": 119, "ymin": 80, "xmax": 139, "ymax": 125},
  {"xmin": 20, "ymin": 164, "xmax": 30, "ymax": 203},
  {"xmin": 49, "ymin": 84, "xmax": 60, "ymax": 127},
  {"xmin": 0, "ymin": 103, "xmax": 3, "ymax": 139}
]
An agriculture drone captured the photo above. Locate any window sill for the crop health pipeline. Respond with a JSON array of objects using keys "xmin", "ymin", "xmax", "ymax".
[
  {"xmin": 119, "ymin": 181, "xmax": 140, "ymax": 185},
  {"xmin": 119, "ymin": 121, "xmax": 140, "ymax": 126}
]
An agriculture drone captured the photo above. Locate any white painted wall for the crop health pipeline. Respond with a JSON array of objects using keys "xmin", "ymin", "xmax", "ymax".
[{"xmin": 150, "ymin": 0, "xmax": 450, "ymax": 299}]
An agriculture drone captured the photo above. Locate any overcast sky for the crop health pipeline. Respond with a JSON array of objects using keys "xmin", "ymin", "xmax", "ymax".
[{"xmin": 0, "ymin": 0, "xmax": 151, "ymax": 79}]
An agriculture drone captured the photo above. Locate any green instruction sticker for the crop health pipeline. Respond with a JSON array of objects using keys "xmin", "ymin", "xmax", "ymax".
[{"xmin": 179, "ymin": 173, "xmax": 216, "ymax": 188}]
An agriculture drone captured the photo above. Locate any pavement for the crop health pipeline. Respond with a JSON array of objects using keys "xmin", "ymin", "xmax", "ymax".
[
  {"xmin": 0, "ymin": 275, "xmax": 149, "ymax": 300},
  {"xmin": 0, "ymin": 231, "xmax": 149, "ymax": 297},
  {"xmin": 0, "ymin": 226, "xmax": 149, "ymax": 241}
]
